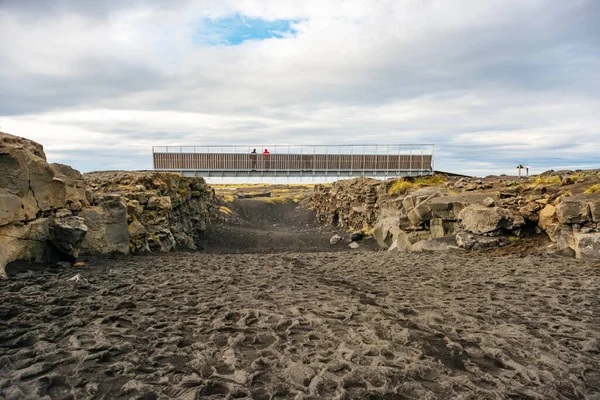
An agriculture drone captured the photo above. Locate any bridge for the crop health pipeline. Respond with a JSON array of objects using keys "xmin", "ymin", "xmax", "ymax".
[{"xmin": 152, "ymin": 144, "xmax": 434, "ymax": 178}]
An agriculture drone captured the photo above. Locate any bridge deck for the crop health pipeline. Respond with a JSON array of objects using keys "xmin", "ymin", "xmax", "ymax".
[{"xmin": 152, "ymin": 145, "xmax": 434, "ymax": 178}]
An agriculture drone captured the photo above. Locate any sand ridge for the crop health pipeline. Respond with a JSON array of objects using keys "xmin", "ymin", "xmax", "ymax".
[{"xmin": 1, "ymin": 251, "xmax": 599, "ymax": 399}]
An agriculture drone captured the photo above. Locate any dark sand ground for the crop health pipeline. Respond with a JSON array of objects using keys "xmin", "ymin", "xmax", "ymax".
[{"xmin": 1, "ymin": 251, "xmax": 599, "ymax": 399}]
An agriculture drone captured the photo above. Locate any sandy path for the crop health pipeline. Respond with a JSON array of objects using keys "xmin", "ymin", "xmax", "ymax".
[{"xmin": 1, "ymin": 251, "xmax": 599, "ymax": 399}]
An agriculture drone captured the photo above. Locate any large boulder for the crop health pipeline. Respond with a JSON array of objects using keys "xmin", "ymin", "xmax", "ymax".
[
  {"xmin": 83, "ymin": 171, "xmax": 212, "ymax": 252},
  {"xmin": 519, "ymin": 202, "xmax": 541, "ymax": 222},
  {"xmin": 556, "ymin": 198, "xmax": 591, "ymax": 224},
  {"xmin": 0, "ymin": 133, "xmax": 93, "ymax": 278},
  {"xmin": 430, "ymin": 217, "xmax": 457, "ymax": 238},
  {"xmin": 552, "ymin": 226, "xmax": 600, "ymax": 259},
  {"xmin": 538, "ymin": 204, "xmax": 557, "ymax": 231},
  {"xmin": 407, "ymin": 202, "xmax": 432, "ymax": 226},
  {"xmin": 458, "ymin": 205, "xmax": 516, "ymax": 235},
  {"xmin": 573, "ymin": 231, "xmax": 600, "ymax": 259},
  {"xmin": 48, "ymin": 215, "xmax": 88, "ymax": 260},
  {"xmin": 373, "ymin": 217, "xmax": 402, "ymax": 248},
  {"xmin": 428, "ymin": 194, "xmax": 489, "ymax": 220},
  {"xmin": 79, "ymin": 195, "xmax": 130, "ymax": 255}
]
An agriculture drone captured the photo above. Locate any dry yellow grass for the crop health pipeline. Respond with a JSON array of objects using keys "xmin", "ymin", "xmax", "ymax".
[
  {"xmin": 219, "ymin": 206, "xmax": 232, "ymax": 215},
  {"xmin": 388, "ymin": 180, "xmax": 414, "ymax": 195},
  {"xmin": 221, "ymin": 195, "xmax": 235, "ymax": 203},
  {"xmin": 534, "ymin": 176, "xmax": 561, "ymax": 185},
  {"xmin": 413, "ymin": 175, "xmax": 448, "ymax": 186},
  {"xmin": 584, "ymin": 184, "xmax": 600, "ymax": 194},
  {"xmin": 262, "ymin": 196, "xmax": 294, "ymax": 204},
  {"xmin": 361, "ymin": 226, "xmax": 375, "ymax": 235},
  {"xmin": 271, "ymin": 189, "xmax": 292, "ymax": 194}
]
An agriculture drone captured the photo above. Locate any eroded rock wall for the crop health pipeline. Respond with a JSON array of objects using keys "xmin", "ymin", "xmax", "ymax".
[
  {"xmin": 311, "ymin": 175, "xmax": 600, "ymax": 259},
  {"xmin": 0, "ymin": 132, "xmax": 214, "ymax": 278},
  {"xmin": 83, "ymin": 171, "xmax": 213, "ymax": 254}
]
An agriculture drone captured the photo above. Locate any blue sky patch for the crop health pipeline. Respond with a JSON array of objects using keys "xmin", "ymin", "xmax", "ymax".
[{"xmin": 194, "ymin": 13, "xmax": 299, "ymax": 46}]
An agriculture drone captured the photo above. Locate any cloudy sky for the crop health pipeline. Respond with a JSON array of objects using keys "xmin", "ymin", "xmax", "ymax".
[{"xmin": 1, "ymin": 0, "xmax": 599, "ymax": 176}]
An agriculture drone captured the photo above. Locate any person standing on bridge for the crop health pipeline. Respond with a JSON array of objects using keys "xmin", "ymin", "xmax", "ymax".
[
  {"xmin": 250, "ymin": 148, "xmax": 257, "ymax": 170},
  {"xmin": 263, "ymin": 148, "xmax": 270, "ymax": 170}
]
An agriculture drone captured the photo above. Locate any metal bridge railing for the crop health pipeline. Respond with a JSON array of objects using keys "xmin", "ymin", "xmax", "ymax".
[{"xmin": 152, "ymin": 144, "xmax": 434, "ymax": 177}]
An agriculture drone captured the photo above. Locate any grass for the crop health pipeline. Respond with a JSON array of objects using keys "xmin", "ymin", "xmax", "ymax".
[
  {"xmin": 221, "ymin": 195, "xmax": 235, "ymax": 203},
  {"xmin": 388, "ymin": 180, "xmax": 415, "ymax": 195},
  {"xmin": 219, "ymin": 206, "xmax": 232, "ymax": 215},
  {"xmin": 271, "ymin": 189, "xmax": 292, "ymax": 194},
  {"xmin": 533, "ymin": 176, "xmax": 561, "ymax": 185},
  {"xmin": 361, "ymin": 226, "xmax": 375, "ymax": 236},
  {"xmin": 388, "ymin": 175, "xmax": 448, "ymax": 195},
  {"xmin": 584, "ymin": 184, "xmax": 600, "ymax": 194},
  {"xmin": 262, "ymin": 196, "xmax": 294, "ymax": 204},
  {"xmin": 413, "ymin": 175, "xmax": 448, "ymax": 186}
]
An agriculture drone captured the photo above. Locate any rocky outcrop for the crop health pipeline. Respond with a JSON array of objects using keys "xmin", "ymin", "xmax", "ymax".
[
  {"xmin": 312, "ymin": 178, "xmax": 384, "ymax": 231},
  {"xmin": 457, "ymin": 205, "xmax": 518, "ymax": 235},
  {"xmin": 0, "ymin": 132, "xmax": 214, "ymax": 278},
  {"xmin": 79, "ymin": 195, "xmax": 130, "ymax": 255},
  {"xmin": 0, "ymin": 132, "xmax": 92, "ymax": 278},
  {"xmin": 311, "ymin": 175, "xmax": 600, "ymax": 258},
  {"xmin": 84, "ymin": 171, "xmax": 213, "ymax": 253},
  {"xmin": 546, "ymin": 194, "xmax": 600, "ymax": 259}
]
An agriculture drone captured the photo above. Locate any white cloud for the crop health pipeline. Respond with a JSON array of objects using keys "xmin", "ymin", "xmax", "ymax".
[{"xmin": 0, "ymin": 0, "xmax": 599, "ymax": 176}]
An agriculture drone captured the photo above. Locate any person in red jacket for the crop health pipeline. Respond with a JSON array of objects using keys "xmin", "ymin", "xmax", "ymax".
[{"xmin": 263, "ymin": 149, "xmax": 270, "ymax": 170}]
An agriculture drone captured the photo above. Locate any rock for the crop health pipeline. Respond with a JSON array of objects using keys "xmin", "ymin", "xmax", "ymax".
[
  {"xmin": 349, "ymin": 241, "xmax": 360, "ymax": 249},
  {"xmin": 373, "ymin": 217, "xmax": 401, "ymax": 248},
  {"xmin": 573, "ymin": 231, "xmax": 600, "ymax": 259},
  {"xmin": 56, "ymin": 261, "xmax": 71, "ymax": 268},
  {"xmin": 147, "ymin": 196, "xmax": 172, "ymax": 211},
  {"xmin": 48, "ymin": 216, "xmax": 88, "ymax": 260},
  {"xmin": 148, "ymin": 229, "xmax": 176, "ymax": 252},
  {"xmin": 84, "ymin": 171, "xmax": 212, "ymax": 252},
  {"xmin": 402, "ymin": 196, "xmax": 415, "ymax": 212},
  {"xmin": 538, "ymin": 205, "xmax": 557, "ymax": 231},
  {"xmin": 412, "ymin": 235, "xmax": 458, "ymax": 252},
  {"xmin": 560, "ymin": 176, "xmax": 574, "ymax": 186},
  {"xmin": 128, "ymin": 221, "xmax": 149, "ymax": 252},
  {"xmin": 430, "ymin": 218, "xmax": 445, "ymax": 239},
  {"xmin": 590, "ymin": 200, "xmax": 600, "ymax": 223},
  {"xmin": 428, "ymin": 194, "xmax": 489, "ymax": 220},
  {"xmin": 68, "ymin": 274, "xmax": 90, "ymax": 287},
  {"xmin": 482, "ymin": 197, "xmax": 495, "ymax": 207},
  {"xmin": 329, "ymin": 234, "xmax": 342, "ymax": 245},
  {"xmin": 407, "ymin": 202, "xmax": 432, "ymax": 226},
  {"xmin": 0, "ymin": 189, "xmax": 25, "ymax": 226},
  {"xmin": 350, "ymin": 232, "xmax": 365, "ymax": 242},
  {"xmin": 458, "ymin": 205, "xmax": 515, "ymax": 235},
  {"xmin": 387, "ymin": 230, "xmax": 413, "ymax": 252},
  {"xmin": 556, "ymin": 198, "xmax": 591, "ymax": 224},
  {"xmin": 79, "ymin": 196, "xmax": 130, "ymax": 255},
  {"xmin": 0, "ymin": 133, "xmax": 92, "ymax": 277},
  {"xmin": 0, "ymin": 218, "xmax": 49, "ymax": 279},
  {"xmin": 456, "ymin": 231, "xmax": 509, "ymax": 250},
  {"xmin": 519, "ymin": 202, "xmax": 541, "ymax": 222}
]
